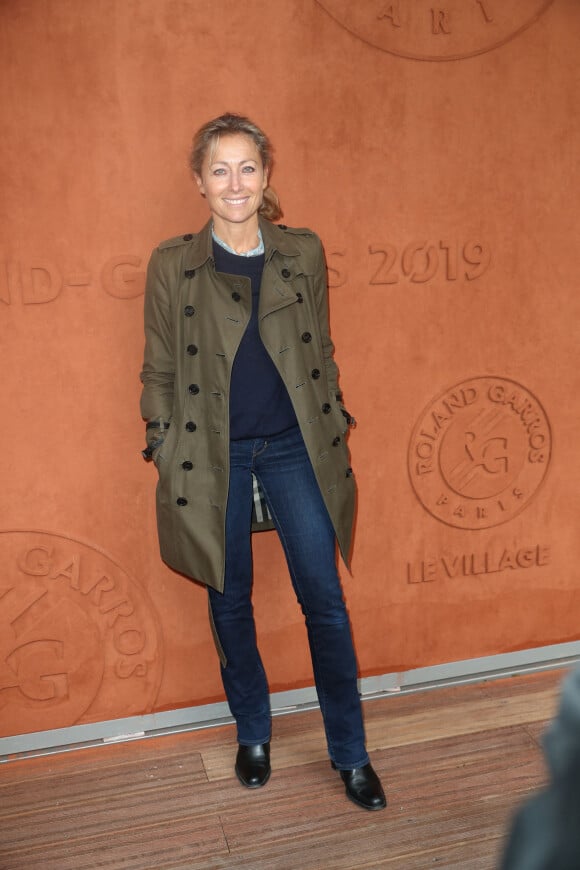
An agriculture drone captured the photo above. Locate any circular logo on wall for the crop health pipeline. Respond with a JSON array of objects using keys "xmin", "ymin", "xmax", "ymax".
[
  {"xmin": 408, "ymin": 377, "xmax": 551, "ymax": 529},
  {"xmin": 0, "ymin": 531, "xmax": 164, "ymax": 737},
  {"xmin": 315, "ymin": 1, "xmax": 554, "ymax": 61}
]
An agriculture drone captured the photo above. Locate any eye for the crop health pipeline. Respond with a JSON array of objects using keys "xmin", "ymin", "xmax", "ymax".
[
  {"xmin": 212, "ymin": 168, "xmax": 226, "ymax": 176},
  {"xmin": 242, "ymin": 165, "xmax": 256, "ymax": 173}
]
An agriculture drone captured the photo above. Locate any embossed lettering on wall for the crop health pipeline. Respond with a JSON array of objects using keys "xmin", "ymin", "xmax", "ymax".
[
  {"xmin": 0, "ymin": 257, "xmax": 146, "ymax": 304},
  {"xmin": 315, "ymin": 0, "xmax": 555, "ymax": 61},
  {"xmin": 407, "ymin": 542, "xmax": 550, "ymax": 583},
  {"xmin": 327, "ymin": 239, "xmax": 490, "ymax": 288},
  {"xmin": 408, "ymin": 376, "xmax": 551, "ymax": 529},
  {"xmin": 0, "ymin": 531, "xmax": 164, "ymax": 736},
  {"xmin": 0, "ymin": 242, "xmax": 490, "ymax": 299}
]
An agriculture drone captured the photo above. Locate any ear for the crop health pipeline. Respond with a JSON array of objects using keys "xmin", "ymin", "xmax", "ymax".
[
  {"xmin": 262, "ymin": 168, "xmax": 269, "ymax": 191},
  {"xmin": 194, "ymin": 173, "xmax": 206, "ymax": 197}
]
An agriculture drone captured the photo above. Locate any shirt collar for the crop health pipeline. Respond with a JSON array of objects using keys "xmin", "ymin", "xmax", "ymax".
[
  {"xmin": 183, "ymin": 217, "xmax": 302, "ymax": 271},
  {"xmin": 211, "ymin": 226, "xmax": 265, "ymax": 257}
]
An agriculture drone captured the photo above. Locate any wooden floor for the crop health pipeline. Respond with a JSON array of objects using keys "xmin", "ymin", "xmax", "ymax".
[{"xmin": 0, "ymin": 668, "xmax": 567, "ymax": 870}]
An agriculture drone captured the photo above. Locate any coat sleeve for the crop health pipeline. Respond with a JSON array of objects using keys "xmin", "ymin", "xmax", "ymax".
[{"xmin": 140, "ymin": 248, "xmax": 175, "ymax": 434}]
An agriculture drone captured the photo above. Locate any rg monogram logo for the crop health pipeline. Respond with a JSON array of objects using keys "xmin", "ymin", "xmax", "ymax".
[
  {"xmin": 0, "ymin": 531, "xmax": 164, "ymax": 737},
  {"xmin": 408, "ymin": 377, "xmax": 551, "ymax": 529}
]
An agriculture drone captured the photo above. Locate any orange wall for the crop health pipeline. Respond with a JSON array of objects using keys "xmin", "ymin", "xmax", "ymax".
[{"xmin": 1, "ymin": 0, "xmax": 579, "ymax": 738}]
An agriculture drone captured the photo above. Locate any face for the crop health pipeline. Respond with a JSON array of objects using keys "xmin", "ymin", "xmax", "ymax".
[{"xmin": 194, "ymin": 133, "xmax": 268, "ymax": 231}]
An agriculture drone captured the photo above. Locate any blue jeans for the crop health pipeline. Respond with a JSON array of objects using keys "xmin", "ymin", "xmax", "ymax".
[{"xmin": 208, "ymin": 425, "xmax": 369, "ymax": 770}]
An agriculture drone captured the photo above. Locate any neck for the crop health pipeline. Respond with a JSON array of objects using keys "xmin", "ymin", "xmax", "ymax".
[{"xmin": 212, "ymin": 217, "xmax": 261, "ymax": 254}]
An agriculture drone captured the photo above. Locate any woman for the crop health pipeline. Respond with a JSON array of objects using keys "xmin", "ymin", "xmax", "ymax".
[{"xmin": 140, "ymin": 113, "xmax": 385, "ymax": 811}]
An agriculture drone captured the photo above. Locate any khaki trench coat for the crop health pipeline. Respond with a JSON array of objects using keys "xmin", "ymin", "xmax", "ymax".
[{"xmin": 140, "ymin": 217, "xmax": 356, "ymax": 592}]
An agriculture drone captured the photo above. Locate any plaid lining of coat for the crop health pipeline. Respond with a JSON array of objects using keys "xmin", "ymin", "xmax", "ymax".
[{"xmin": 251, "ymin": 473, "xmax": 274, "ymax": 530}]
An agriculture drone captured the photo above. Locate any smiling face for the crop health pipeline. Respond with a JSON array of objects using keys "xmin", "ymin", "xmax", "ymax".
[{"xmin": 194, "ymin": 132, "xmax": 268, "ymax": 236}]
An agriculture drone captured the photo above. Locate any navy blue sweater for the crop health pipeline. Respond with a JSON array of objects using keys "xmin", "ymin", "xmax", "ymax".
[{"xmin": 213, "ymin": 243, "xmax": 298, "ymax": 440}]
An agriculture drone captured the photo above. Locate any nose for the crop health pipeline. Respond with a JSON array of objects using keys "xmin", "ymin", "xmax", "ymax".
[{"xmin": 229, "ymin": 169, "xmax": 243, "ymax": 192}]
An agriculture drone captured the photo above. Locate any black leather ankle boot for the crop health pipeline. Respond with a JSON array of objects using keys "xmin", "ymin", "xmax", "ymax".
[
  {"xmin": 332, "ymin": 761, "xmax": 387, "ymax": 810},
  {"xmin": 235, "ymin": 742, "xmax": 271, "ymax": 788}
]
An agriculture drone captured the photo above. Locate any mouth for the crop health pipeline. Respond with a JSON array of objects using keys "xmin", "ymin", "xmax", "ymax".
[{"xmin": 223, "ymin": 197, "xmax": 249, "ymax": 206}]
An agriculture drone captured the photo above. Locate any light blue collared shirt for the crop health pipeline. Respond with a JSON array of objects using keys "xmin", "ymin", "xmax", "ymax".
[{"xmin": 212, "ymin": 226, "xmax": 265, "ymax": 257}]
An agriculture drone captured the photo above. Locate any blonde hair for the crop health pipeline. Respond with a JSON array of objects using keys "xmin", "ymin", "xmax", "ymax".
[{"xmin": 190, "ymin": 113, "xmax": 283, "ymax": 222}]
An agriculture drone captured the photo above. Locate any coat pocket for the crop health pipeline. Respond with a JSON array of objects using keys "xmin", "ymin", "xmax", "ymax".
[
  {"xmin": 330, "ymin": 391, "xmax": 355, "ymax": 437},
  {"xmin": 154, "ymin": 424, "xmax": 179, "ymax": 501}
]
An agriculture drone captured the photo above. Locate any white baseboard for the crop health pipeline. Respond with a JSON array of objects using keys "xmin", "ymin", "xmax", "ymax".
[{"xmin": 2, "ymin": 640, "xmax": 579, "ymax": 762}]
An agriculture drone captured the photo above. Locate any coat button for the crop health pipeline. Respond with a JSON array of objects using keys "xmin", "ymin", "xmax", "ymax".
[
  {"xmin": 184, "ymin": 305, "xmax": 195, "ymax": 317},
  {"xmin": 183, "ymin": 234, "xmax": 193, "ymax": 241},
  {"xmin": 322, "ymin": 403, "xmax": 331, "ymax": 414},
  {"xmin": 345, "ymin": 467, "xmax": 353, "ymax": 478},
  {"xmin": 332, "ymin": 436, "xmax": 341, "ymax": 446},
  {"xmin": 181, "ymin": 461, "xmax": 193, "ymax": 471},
  {"xmin": 281, "ymin": 268, "xmax": 291, "ymax": 279},
  {"xmin": 188, "ymin": 383, "xmax": 200, "ymax": 395},
  {"xmin": 185, "ymin": 421, "xmax": 197, "ymax": 432},
  {"xmin": 187, "ymin": 344, "xmax": 198, "ymax": 355},
  {"xmin": 184, "ymin": 269, "xmax": 195, "ymax": 278},
  {"xmin": 311, "ymin": 368, "xmax": 320, "ymax": 379},
  {"xmin": 176, "ymin": 497, "xmax": 188, "ymax": 506},
  {"xmin": 232, "ymin": 291, "xmax": 241, "ymax": 301},
  {"xmin": 296, "ymin": 292, "xmax": 303, "ymax": 303},
  {"xmin": 301, "ymin": 331, "xmax": 312, "ymax": 343}
]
